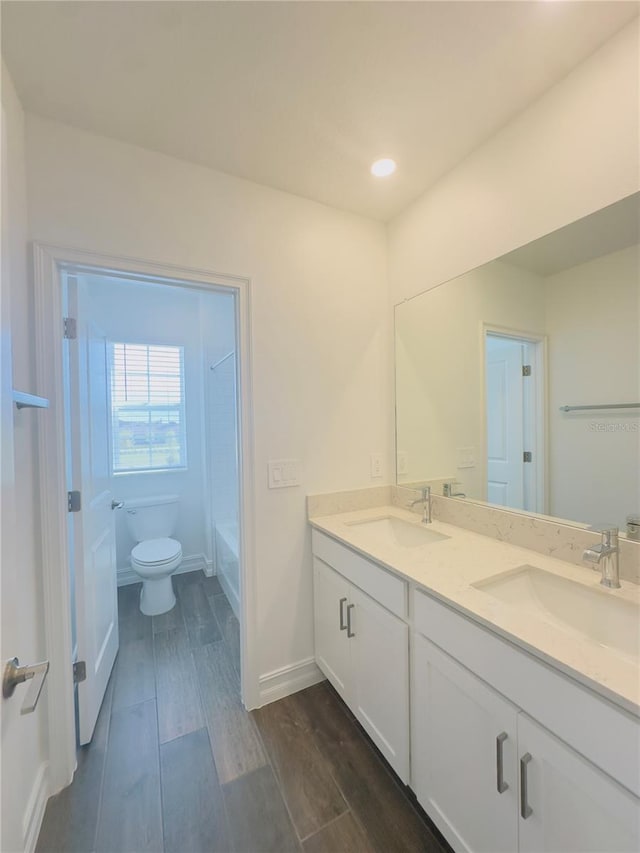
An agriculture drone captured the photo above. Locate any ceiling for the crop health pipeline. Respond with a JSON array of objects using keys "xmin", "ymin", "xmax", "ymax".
[{"xmin": 2, "ymin": 1, "xmax": 638, "ymax": 221}]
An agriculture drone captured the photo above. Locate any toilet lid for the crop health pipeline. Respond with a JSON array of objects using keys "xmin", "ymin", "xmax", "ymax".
[{"xmin": 132, "ymin": 537, "xmax": 181, "ymax": 565}]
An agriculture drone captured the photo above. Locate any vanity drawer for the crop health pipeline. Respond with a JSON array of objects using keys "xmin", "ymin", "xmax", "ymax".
[
  {"xmin": 312, "ymin": 529, "xmax": 407, "ymax": 619},
  {"xmin": 413, "ymin": 588, "xmax": 640, "ymax": 798}
]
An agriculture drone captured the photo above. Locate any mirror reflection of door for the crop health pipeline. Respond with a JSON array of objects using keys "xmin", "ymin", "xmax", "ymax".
[{"xmin": 485, "ymin": 333, "xmax": 542, "ymax": 513}]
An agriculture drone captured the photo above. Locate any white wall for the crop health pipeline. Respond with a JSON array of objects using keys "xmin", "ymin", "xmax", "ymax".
[
  {"xmin": 545, "ymin": 245, "xmax": 639, "ymax": 529},
  {"xmin": 24, "ymin": 116, "xmax": 390, "ymax": 687},
  {"xmin": 82, "ymin": 274, "xmax": 235, "ymax": 579},
  {"xmin": 388, "ymin": 20, "xmax": 640, "ymax": 305},
  {"xmin": 1, "ymin": 63, "xmax": 48, "ymax": 853}
]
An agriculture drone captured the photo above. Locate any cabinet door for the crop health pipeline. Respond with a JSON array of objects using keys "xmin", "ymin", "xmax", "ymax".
[
  {"xmin": 313, "ymin": 558, "xmax": 352, "ymax": 702},
  {"xmin": 412, "ymin": 635, "xmax": 519, "ymax": 853},
  {"xmin": 518, "ymin": 714, "xmax": 640, "ymax": 853},
  {"xmin": 350, "ymin": 585, "xmax": 410, "ymax": 782}
]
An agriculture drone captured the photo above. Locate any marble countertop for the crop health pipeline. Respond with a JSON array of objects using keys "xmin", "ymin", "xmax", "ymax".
[{"xmin": 310, "ymin": 505, "xmax": 640, "ymax": 716}]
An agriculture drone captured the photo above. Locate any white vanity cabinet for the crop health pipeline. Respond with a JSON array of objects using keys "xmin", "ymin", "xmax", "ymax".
[
  {"xmin": 412, "ymin": 634, "xmax": 519, "ymax": 853},
  {"xmin": 517, "ymin": 714, "xmax": 640, "ymax": 853},
  {"xmin": 413, "ymin": 591, "xmax": 640, "ymax": 853},
  {"xmin": 311, "ymin": 531, "xmax": 410, "ymax": 782},
  {"xmin": 313, "ymin": 557, "xmax": 352, "ymax": 699}
]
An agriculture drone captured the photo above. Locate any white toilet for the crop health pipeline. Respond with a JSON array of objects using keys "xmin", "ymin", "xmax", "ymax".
[{"xmin": 125, "ymin": 495, "xmax": 183, "ymax": 616}]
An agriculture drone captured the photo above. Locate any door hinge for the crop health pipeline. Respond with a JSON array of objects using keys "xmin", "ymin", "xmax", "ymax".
[
  {"xmin": 522, "ymin": 365, "xmax": 532, "ymax": 377},
  {"xmin": 73, "ymin": 661, "xmax": 87, "ymax": 684},
  {"xmin": 63, "ymin": 317, "xmax": 77, "ymax": 340},
  {"xmin": 67, "ymin": 490, "xmax": 81, "ymax": 512},
  {"xmin": 523, "ymin": 451, "xmax": 533, "ymax": 463}
]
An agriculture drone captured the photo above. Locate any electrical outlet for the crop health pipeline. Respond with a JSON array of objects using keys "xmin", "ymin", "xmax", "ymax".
[
  {"xmin": 370, "ymin": 453, "xmax": 383, "ymax": 479},
  {"xmin": 397, "ymin": 451, "xmax": 408, "ymax": 476}
]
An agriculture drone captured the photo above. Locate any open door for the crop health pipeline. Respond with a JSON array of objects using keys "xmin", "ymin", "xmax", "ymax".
[
  {"xmin": 66, "ymin": 275, "xmax": 119, "ymax": 744},
  {"xmin": 486, "ymin": 336, "xmax": 526, "ymax": 509}
]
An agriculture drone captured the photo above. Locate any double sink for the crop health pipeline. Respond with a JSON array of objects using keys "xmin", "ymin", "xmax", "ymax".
[{"xmin": 346, "ymin": 514, "xmax": 639, "ymax": 664}]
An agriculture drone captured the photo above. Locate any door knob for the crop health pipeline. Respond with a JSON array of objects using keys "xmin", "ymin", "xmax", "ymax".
[
  {"xmin": 111, "ymin": 500, "xmax": 125, "ymax": 510},
  {"xmin": 3, "ymin": 657, "xmax": 50, "ymax": 714}
]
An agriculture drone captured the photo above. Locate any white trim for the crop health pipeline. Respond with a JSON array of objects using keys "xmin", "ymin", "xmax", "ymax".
[
  {"xmin": 258, "ymin": 657, "xmax": 325, "ymax": 707},
  {"xmin": 22, "ymin": 761, "xmax": 49, "ymax": 853},
  {"xmin": 116, "ymin": 553, "xmax": 209, "ymax": 586},
  {"xmin": 217, "ymin": 566, "xmax": 241, "ymax": 620},
  {"xmin": 203, "ymin": 554, "xmax": 215, "ymax": 578},
  {"xmin": 33, "ymin": 242, "xmax": 259, "ymax": 791}
]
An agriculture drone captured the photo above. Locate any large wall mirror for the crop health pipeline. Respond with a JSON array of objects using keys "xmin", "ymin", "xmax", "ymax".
[{"xmin": 395, "ymin": 192, "xmax": 639, "ymax": 536}]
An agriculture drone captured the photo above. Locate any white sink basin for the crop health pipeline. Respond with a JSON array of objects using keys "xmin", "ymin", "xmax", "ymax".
[
  {"xmin": 345, "ymin": 516, "xmax": 449, "ymax": 548},
  {"xmin": 474, "ymin": 565, "xmax": 639, "ymax": 661}
]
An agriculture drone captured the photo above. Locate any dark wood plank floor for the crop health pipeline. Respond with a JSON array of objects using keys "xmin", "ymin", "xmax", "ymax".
[{"xmin": 37, "ymin": 571, "xmax": 451, "ymax": 853}]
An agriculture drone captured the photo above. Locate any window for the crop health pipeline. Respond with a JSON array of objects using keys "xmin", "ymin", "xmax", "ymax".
[{"xmin": 110, "ymin": 343, "xmax": 187, "ymax": 473}]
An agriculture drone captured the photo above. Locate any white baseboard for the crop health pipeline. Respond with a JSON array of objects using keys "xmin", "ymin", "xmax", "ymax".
[
  {"xmin": 203, "ymin": 555, "xmax": 214, "ymax": 579},
  {"xmin": 117, "ymin": 553, "xmax": 208, "ymax": 587},
  {"xmin": 23, "ymin": 761, "xmax": 49, "ymax": 853},
  {"xmin": 258, "ymin": 657, "xmax": 325, "ymax": 707},
  {"xmin": 217, "ymin": 568, "xmax": 240, "ymax": 619}
]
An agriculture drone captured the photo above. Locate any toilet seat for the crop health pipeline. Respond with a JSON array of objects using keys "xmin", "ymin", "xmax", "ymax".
[{"xmin": 132, "ymin": 537, "xmax": 182, "ymax": 566}]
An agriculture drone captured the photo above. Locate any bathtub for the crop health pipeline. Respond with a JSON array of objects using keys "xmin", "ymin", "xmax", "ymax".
[{"xmin": 214, "ymin": 521, "xmax": 240, "ymax": 618}]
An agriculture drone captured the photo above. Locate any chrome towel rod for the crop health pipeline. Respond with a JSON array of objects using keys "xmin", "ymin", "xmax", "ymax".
[
  {"xmin": 210, "ymin": 351, "xmax": 235, "ymax": 371},
  {"xmin": 560, "ymin": 403, "xmax": 640, "ymax": 412}
]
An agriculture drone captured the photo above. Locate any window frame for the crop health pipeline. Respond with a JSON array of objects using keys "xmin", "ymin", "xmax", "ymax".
[{"xmin": 109, "ymin": 340, "xmax": 188, "ymax": 475}]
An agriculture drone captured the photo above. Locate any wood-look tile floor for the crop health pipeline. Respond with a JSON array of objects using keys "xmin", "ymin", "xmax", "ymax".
[{"xmin": 37, "ymin": 571, "xmax": 451, "ymax": 853}]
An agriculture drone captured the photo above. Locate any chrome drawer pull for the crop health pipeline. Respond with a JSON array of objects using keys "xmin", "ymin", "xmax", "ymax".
[
  {"xmin": 496, "ymin": 732, "xmax": 509, "ymax": 793},
  {"xmin": 346, "ymin": 604, "xmax": 355, "ymax": 638},
  {"xmin": 520, "ymin": 752, "xmax": 533, "ymax": 819},
  {"xmin": 339, "ymin": 597, "xmax": 348, "ymax": 631}
]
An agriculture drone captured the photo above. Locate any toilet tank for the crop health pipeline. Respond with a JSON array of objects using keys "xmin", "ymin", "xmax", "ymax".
[{"xmin": 124, "ymin": 495, "xmax": 179, "ymax": 542}]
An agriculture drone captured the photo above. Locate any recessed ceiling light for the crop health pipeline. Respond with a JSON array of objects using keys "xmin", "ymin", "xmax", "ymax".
[{"xmin": 371, "ymin": 158, "xmax": 396, "ymax": 178}]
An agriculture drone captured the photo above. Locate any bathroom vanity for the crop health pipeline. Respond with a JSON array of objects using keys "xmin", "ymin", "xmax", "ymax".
[{"xmin": 309, "ymin": 504, "xmax": 640, "ymax": 853}]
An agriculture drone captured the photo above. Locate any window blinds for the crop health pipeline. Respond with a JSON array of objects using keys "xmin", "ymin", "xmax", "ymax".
[{"xmin": 110, "ymin": 343, "xmax": 187, "ymax": 473}]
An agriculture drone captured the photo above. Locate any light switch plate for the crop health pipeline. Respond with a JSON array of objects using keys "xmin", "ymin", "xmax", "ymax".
[
  {"xmin": 268, "ymin": 459, "xmax": 300, "ymax": 489},
  {"xmin": 457, "ymin": 446, "xmax": 476, "ymax": 469}
]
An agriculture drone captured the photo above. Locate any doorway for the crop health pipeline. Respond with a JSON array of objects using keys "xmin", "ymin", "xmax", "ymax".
[
  {"xmin": 33, "ymin": 245, "xmax": 256, "ymax": 794},
  {"xmin": 484, "ymin": 329, "xmax": 546, "ymax": 514},
  {"xmin": 62, "ymin": 270, "xmax": 244, "ymax": 745}
]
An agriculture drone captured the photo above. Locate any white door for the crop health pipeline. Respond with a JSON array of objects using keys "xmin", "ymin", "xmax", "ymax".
[
  {"xmin": 486, "ymin": 337, "xmax": 525, "ymax": 509},
  {"xmin": 69, "ymin": 277, "xmax": 119, "ymax": 744},
  {"xmin": 350, "ymin": 585, "xmax": 409, "ymax": 782},
  {"xmin": 312, "ymin": 557, "xmax": 351, "ymax": 702},
  {"xmin": 412, "ymin": 635, "xmax": 519, "ymax": 853},
  {"xmin": 518, "ymin": 714, "xmax": 640, "ymax": 853}
]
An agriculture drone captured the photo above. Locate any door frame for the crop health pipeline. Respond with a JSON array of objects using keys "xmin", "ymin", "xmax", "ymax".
[
  {"xmin": 33, "ymin": 242, "xmax": 258, "ymax": 794},
  {"xmin": 479, "ymin": 323, "xmax": 548, "ymax": 515}
]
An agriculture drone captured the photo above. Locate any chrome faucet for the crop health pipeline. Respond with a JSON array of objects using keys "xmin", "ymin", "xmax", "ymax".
[
  {"xmin": 408, "ymin": 486, "xmax": 432, "ymax": 524},
  {"xmin": 443, "ymin": 480, "xmax": 466, "ymax": 498},
  {"xmin": 583, "ymin": 526, "xmax": 621, "ymax": 589}
]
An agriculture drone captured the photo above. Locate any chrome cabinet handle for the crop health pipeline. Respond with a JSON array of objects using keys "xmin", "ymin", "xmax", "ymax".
[
  {"xmin": 339, "ymin": 597, "xmax": 348, "ymax": 631},
  {"xmin": 111, "ymin": 500, "xmax": 125, "ymax": 510},
  {"xmin": 346, "ymin": 604, "xmax": 355, "ymax": 638},
  {"xmin": 496, "ymin": 732, "xmax": 509, "ymax": 793},
  {"xmin": 520, "ymin": 753, "xmax": 533, "ymax": 819},
  {"xmin": 3, "ymin": 657, "xmax": 50, "ymax": 715}
]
